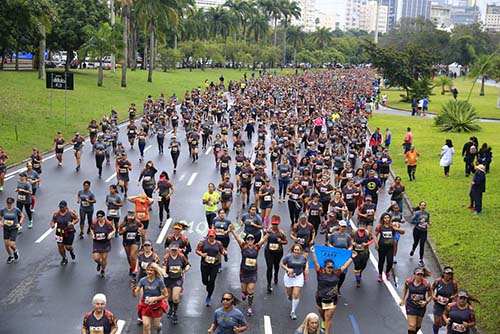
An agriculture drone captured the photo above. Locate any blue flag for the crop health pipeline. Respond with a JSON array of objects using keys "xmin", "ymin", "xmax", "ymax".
[{"xmin": 310, "ymin": 245, "xmax": 352, "ymax": 269}]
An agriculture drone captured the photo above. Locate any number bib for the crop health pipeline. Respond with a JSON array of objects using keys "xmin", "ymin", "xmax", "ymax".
[
  {"xmin": 451, "ymin": 323, "xmax": 466, "ymax": 333},
  {"xmin": 205, "ymin": 256, "xmax": 216, "ymax": 264},
  {"xmin": 245, "ymin": 258, "xmax": 257, "ymax": 267},
  {"xmin": 4, "ymin": 220, "xmax": 14, "ymax": 227},
  {"xmin": 169, "ymin": 266, "xmax": 181, "ymax": 274},
  {"xmin": 95, "ymin": 233, "xmax": 106, "ymax": 240},
  {"xmin": 17, "ymin": 194, "xmax": 26, "ymax": 201},
  {"xmin": 108, "ymin": 209, "xmax": 118, "ymax": 216},
  {"xmin": 321, "ymin": 301, "xmax": 335, "ymax": 310},
  {"xmin": 137, "ymin": 212, "xmax": 146, "ymax": 219},
  {"xmin": 55, "ymin": 235, "xmax": 64, "ymax": 243},
  {"xmin": 436, "ymin": 295, "xmax": 449, "ymax": 305},
  {"xmin": 268, "ymin": 243, "xmax": 279, "ymax": 251},
  {"xmin": 126, "ymin": 232, "xmax": 136, "ymax": 240}
]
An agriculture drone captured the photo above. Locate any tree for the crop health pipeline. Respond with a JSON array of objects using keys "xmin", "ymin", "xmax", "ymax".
[
  {"xmin": 311, "ymin": 27, "xmax": 333, "ymax": 50},
  {"xmin": 120, "ymin": 0, "xmax": 134, "ymax": 87},
  {"xmin": 248, "ymin": 13, "xmax": 269, "ymax": 44},
  {"xmin": 448, "ymin": 23, "xmax": 491, "ymax": 66},
  {"xmin": 205, "ymin": 7, "xmax": 235, "ymax": 42},
  {"xmin": 31, "ymin": 0, "xmax": 56, "ymax": 79},
  {"xmin": 434, "ymin": 100, "xmax": 481, "ymax": 133},
  {"xmin": 224, "ymin": 0, "xmax": 255, "ymax": 42},
  {"xmin": 48, "ymin": 0, "xmax": 108, "ymax": 70},
  {"xmin": 81, "ymin": 22, "xmax": 123, "ymax": 86},
  {"xmin": 469, "ymin": 55, "xmax": 493, "ymax": 97},
  {"xmin": 435, "ymin": 75, "xmax": 453, "ymax": 95},
  {"xmin": 158, "ymin": 47, "xmax": 183, "ymax": 71},
  {"xmin": 409, "ymin": 77, "xmax": 433, "ymax": 101},
  {"xmin": 287, "ymin": 25, "xmax": 305, "ymax": 63},
  {"xmin": 279, "ymin": 0, "xmax": 301, "ymax": 64}
]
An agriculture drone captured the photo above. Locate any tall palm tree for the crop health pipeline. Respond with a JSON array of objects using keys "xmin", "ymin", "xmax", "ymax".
[
  {"xmin": 136, "ymin": 0, "xmax": 180, "ymax": 82},
  {"xmin": 268, "ymin": 0, "xmax": 282, "ymax": 47},
  {"xmin": 279, "ymin": 0, "xmax": 301, "ymax": 64},
  {"xmin": 248, "ymin": 13, "xmax": 269, "ymax": 44},
  {"xmin": 182, "ymin": 8, "xmax": 208, "ymax": 41},
  {"xmin": 31, "ymin": 0, "xmax": 55, "ymax": 79},
  {"xmin": 121, "ymin": 0, "xmax": 134, "ymax": 87},
  {"xmin": 224, "ymin": 0, "xmax": 255, "ymax": 42},
  {"xmin": 311, "ymin": 27, "xmax": 333, "ymax": 50},
  {"xmin": 287, "ymin": 25, "xmax": 305, "ymax": 63},
  {"xmin": 469, "ymin": 54, "xmax": 492, "ymax": 96},
  {"xmin": 205, "ymin": 7, "xmax": 235, "ymax": 43}
]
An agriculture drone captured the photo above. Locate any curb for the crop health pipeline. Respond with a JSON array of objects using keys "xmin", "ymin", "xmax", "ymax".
[{"xmin": 386, "ymin": 104, "xmax": 500, "ymax": 122}]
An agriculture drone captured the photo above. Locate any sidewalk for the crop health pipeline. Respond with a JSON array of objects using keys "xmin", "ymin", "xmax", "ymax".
[{"xmin": 375, "ymin": 105, "xmax": 500, "ymax": 123}]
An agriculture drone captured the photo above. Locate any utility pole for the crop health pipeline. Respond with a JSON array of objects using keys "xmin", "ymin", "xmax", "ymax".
[
  {"xmin": 374, "ymin": 0, "xmax": 379, "ymax": 44},
  {"xmin": 110, "ymin": 0, "xmax": 116, "ymax": 72}
]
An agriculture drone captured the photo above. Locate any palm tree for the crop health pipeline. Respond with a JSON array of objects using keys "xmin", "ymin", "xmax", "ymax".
[
  {"xmin": 248, "ymin": 13, "xmax": 269, "ymax": 44},
  {"xmin": 224, "ymin": 0, "xmax": 255, "ymax": 42},
  {"xmin": 269, "ymin": 0, "xmax": 282, "ymax": 47},
  {"xmin": 279, "ymin": 0, "xmax": 301, "ymax": 64},
  {"xmin": 136, "ymin": 0, "xmax": 180, "ymax": 82},
  {"xmin": 469, "ymin": 55, "xmax": 492, "ymax": 96},
  {"xmin": 287, "ymin": 25, "xmax": 305, "ymax": 63},
  {"xmin": 311, "ymin": 27, "xmax": 333, "ymax": 50},
  {"xmin": 205, "ymin": 7, "xmax": 235, "ymax": 43},
  {"xmin": 121, "ymin": 0, "xmax": 134, "ymax": 87},
  {"xmin": 182, "ymin": 8, "xmax": 208, "ymax": 42},
  {"xmin": 31, "ymin": 0, "xmax": 55, "ymax": 80},
  {"xmin": 435, "ymin": 74, "xmax": 453, "ymax": 95},
  {"xmin": 81, "ymin": 23, "xmax": 122, "ymax": 86}
]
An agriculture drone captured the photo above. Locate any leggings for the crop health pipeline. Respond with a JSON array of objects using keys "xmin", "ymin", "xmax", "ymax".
[
  {"xmin": 157, "ymin": 137, "xmax": 164, "ymax": 153},
  {"xmin": 158, "ymin": 197, "xmax": 171, "ymax": 222},
  {"xmin": 201, "ymin": 263, "xmax": 219, "ymax": 298},
  {"xmin": 95, "ymin": 154, "xmax": 105, "ymax": 174},
  {"xmin": 411, "ymin": 228, "xmax": 427, "ymax": 260},
  {"xmin": 171, "ymin": 152, "xmax": 180, "ymax": 169},
  {"xmin": 444, "ymin": 166, "xmax": 450, "ymax": 176},
  {"xmin": 353, "ymin": 252, "xmax": 369, "ymax": 272},
  {"xmin": 17, "ymin": 202, "xmax": 32, "ymax": 221},
  {"xmin": 288, "ymin": 200, "xmax": 301, "ymax": 226},
  {"xmin": 264, "ymin": 248, "xmax": 283, "ymax": 286},
  {"xmin": 377, "ymin": 243, "xmax": 394, "ymax": 274},
  {"xmin": 80, "ymin": 209, "xmax": 93, "ymax": 230},
  {"xmin": 143, "ymin": 187, "xmax": 154, "ymax": 199},
  {"xmin": 278, "ymin": 179, "xmax": 290, "ymax": 198},
  {"xmin": 206, "ymin": 212, "xmax": 216, "ymax": 227},
  {"xmin": 138, "ymin": 142, "xmax": 146, "ymax": 157}
]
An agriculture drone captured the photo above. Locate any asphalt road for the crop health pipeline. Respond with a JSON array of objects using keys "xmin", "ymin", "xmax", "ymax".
[{"xmin": 0, "ymin": 114, "xmax": 443, "ymax": 334}]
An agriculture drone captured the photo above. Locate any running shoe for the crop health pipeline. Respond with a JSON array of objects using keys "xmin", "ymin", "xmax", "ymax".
[
  {"xmin": 246, "ymin": 308, "xmax": 253, "ymax": 316},
  {"xmin": 377, "ymin": 274, "xmax": 382, "ymax": 282},
  {"xmin": 267, "ymin": 285, "xmax": 273, "ymax": 293},
  {"xmin": 159, "ymin": 221, "xmax": 164, "ymax": 228},
  {"xmin": 136, "ymin": 318, "xmax": 143, "ymax": 325},
  {"xmin": 386, "ymin": 273, "xmax": 391, "ymax": 281},
  {"xmin": 28, "ymin": 221, "xmax": 33, "ymax": 229},
  {"xmin": 100, "ymin": 270, "xmax": 105, "ymax": 278},
  {"xmin": 18, "ymin": 226, "xmax": 23, "ymax": 234},
  {"xmin": 218, "ymin": 266, "xmax": 222, "ymax": 273},
  {"xmin": 14, "ymin": 250, "xmax": 19, "ymax": 261},
  {"xmin": 355, "ymin": 280, "xmax": 361, "ymax": 287},
  {"xmin": 418, "ymin": 260, "xmax": 425, "ymax": 267},
  {"xmin": 61, "ymin": 257, "xmax": 68, "ymax": 266},
  {"xmin": 241, "ymin": 293, "xmax": 247, "ymax": 301},
  {"xmin": 224, "ymin": 254, "xmax": 228, "ymax": 262},
  {"xmin": 393, "ymin": 258, "xmax": 397, "ymax": 264},
  {"xmin": 290, "ymin": 311, "xmax": 297, "ymax": 320},
  {"xmin": 7, "ymin": 256, "xmax": 14, "ymax": 264},
  {"xmin": 288, "ymin": 295, "xmax": 292, "ymax": 301},
  {"xmin": 172, "ymin": 313, "xmax": 178, "ymax": 324},
  {"xmin": 205, "ymin": 296, "xmax": 211, "ymax": 307},
  {"xmin": 79, "ymin": 233, "xmax": 84, "ymax": 239},
  {"xmin": 167, "ymin": 308, "xmax": 173, "ymax": 318},
  {"xmin": 409, "ymin": 250, "xmax": 414, "ymax": 257},
  {"xmin": 70, "ymin": 250, "xmax": 76, "ymax": 260},
  {"xmin": 97, "ymin": 263, "xmax": 101, "ymax": 272}
]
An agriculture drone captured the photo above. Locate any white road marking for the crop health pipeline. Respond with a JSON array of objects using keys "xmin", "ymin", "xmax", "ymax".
[
  {"xmin": 179, "ymin": 173, "xmax": 186, "ymax": 181},
  {"xmin": 205, "ymin": 146, "xmax": 212, "ymax": 155},
  {"xmin": 144, "ymin": 145, "xmax": 152, "ymax": 152},
  {"xmin": 264, "ymin": 315, "xmax": 272, "ymax": 334},
  {"xmin": 105, "ymin": 172, "xmax": 117, "ymax": 183},
  {"xmin": 187, "ymin": 172, "xmax": 198, "ymax": 186},
  {"xmin": 116, "ymin": 320, "xmax": 126, "ymax": 334},
  {"xmin": 156, "ymin": 218, "xmax": 173, "ymax": 244},
  {"xmin": 35, "ymin": 227, "xmax": 55, "ymax": 243}
]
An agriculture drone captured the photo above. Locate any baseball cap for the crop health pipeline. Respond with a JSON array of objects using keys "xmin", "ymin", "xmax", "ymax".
[
  {"xmin": 245, "ymin": 234, "xmax": 255, "ymax": 240},
  {"xmin": 59, "ymin": 200, "xmax": 68, "ymax": 208},
  {"xmin": 457, "ymin": 291, "xmax": 469, "ymax": 298},
  {"xmin": 173, "ymin": 222, "xmax": 184, "ymax": 230},
  {"xmin": 443, "ymin": 266, "xmax": 454, "ymax": 274},
  {"xmin": 414, "ymin": 267, "xmax": 425, "ymax": 275},
  {"xmin": 207, "ymin": 229, "xmax": 216, "ymax": 237},
  {"xmin": 339, "ymin": 220, "xmax": 347, "ymax": 227},
  {"xmin": 143, "ymin": 240, "xmax": 153, "ymax": 246}
]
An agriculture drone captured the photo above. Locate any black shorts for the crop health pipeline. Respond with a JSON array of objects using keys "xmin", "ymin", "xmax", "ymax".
[
  {"xmin": 241, "ymin": 182, "xmax": 252, "ymax": 191},
  {"xmin": 57, "ymin": 232, "xmax": 75, "ymax": 246},
  {"xmin": 117, "ymin": 174, "xmax": 129, "ymax": 182},
  {"xmin": 141, "ymin": 220, "xmax": 149, "ymax": 230},
  {"xmin": 315, "ymin": 296, "xmax": 338, "ymax": 308},
  {"xmin": 216, "ymin": 237, "xmax": 230, "ymax": 248},
  {"xmin": 3, "ymin": 227, "xmax": 18, "ymax": 241},
  {"xmin": 164, "ymin": 277, "xmax": 183, "ymax": 288}
]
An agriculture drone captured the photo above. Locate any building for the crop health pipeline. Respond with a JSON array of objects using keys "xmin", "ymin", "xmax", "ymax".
[
  {"xmin": 380, "ymin": 0, "xmax": 399, "ymax": 31},
  {"xmin": 195, "ymin": 0, "xmax": 225, "ymax": 9},
  {"xmin": 430, "ymin": 3, "xmax": 452, "ymax": 29},
  {"xmin": 314, "ymin": 10, "xmax": 337, "ymax": 30},
  {"xmin": 359, "ymin": 1, "xmax": 389, "ymax": 33},
  {"xmin": 291, "ymin": 0, "xmax": 317, "ymax": 32},
  {"xmin": 327, "ymin": 0, "xmax": 368, "ymax": 31},
  {"xmin": 398, "ymin": 0, "xmax": 432, "ymax": 20},
  {"xmin": 450, "ymin": 5, "xmax": 479, "ymax": 24},
  {"xmin": 485, "ymin": 3, "xmax": 500, "ymax": 31}
]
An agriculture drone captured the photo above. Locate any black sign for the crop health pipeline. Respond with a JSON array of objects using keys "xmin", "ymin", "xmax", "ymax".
[{"xmin": 46, "ymin": 72, "xmax": 74, "ymax": 90}]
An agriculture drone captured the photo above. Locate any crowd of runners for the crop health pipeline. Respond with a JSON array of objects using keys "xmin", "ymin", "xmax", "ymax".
[{"xmin": 0, "ymin": 68, "xmax": 479, "ymax": 334}]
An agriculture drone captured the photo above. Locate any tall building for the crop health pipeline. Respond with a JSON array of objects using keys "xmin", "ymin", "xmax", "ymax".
[
  {"xmin": 380, "ymin": 0, "xmax": 399, "ymax": 31},
  {"xmin": 291, "ymin": 0, "xmax": 317, "ymax": 32},
  {"xmin": 328, "ymin": 0, "xmax": 367, "ymax": 31},
  {"xmin": 430, "ymin": 3, "xmax": 452, "ymax": 29},
  {"xmin": 314, "ymin": 10, "xmax": 337, "ymax": 30},
  {"xmin": 484, "ymin": 3, "xmax": 500, "ymax": 31},
  {"xmin": 359, "ymin": 1, "xmax": 389, "ymax": 33},
  {"xmin": 450, "ymin": 5, "xmax": 479, "ymax": 24},
  {"xmin": 398, "ymin": 0, "xmax": 432, "ymax": 20}
]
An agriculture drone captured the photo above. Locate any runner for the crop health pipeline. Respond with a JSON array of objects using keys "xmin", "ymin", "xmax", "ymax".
[
  {"xmin": 196, "ymin": 229, "xmax": 226, "ymax": 306},
  {"xmin": 1, "ymin": 197, "xmax": 23, "ymax": 263},
  {"xmin": 90, "ymin": 210, "xmax": 115, "ymax": 277},
  {"xmin": 116, "ymin": 153, "xmax": 132, "ymax": 196},
  {"xmin": 238, "ymin": 159, "xmax": 254, "ymax": 209},
  {"xmin": 443, "ymin": 290, "xmax": 478, "ymax": 334},
  {"xmin": 30, "ymin": 147, "xmax": 43, "ymax": 176},
  {"xmin": 351, "ymin": 222, "xmax": 372, "ymax": 287},
  {"xmin": 277, "ymin": 157, "xmax": 293, "ymax": 203},
  {"xmin": 156, "ymin": 121, "xmax": 167, "ymax": 154},
  {"xmin": 137, "ymin": 128, "xmax": 148, "ymax": 162},
  {"xmin": 82, "ymin": 294, "xmax": 118, "ymax": 334},
  {"xmin": 105, "ymin": 184, "xmax": 123, "ymax": 237},
  {"xmin": 138, "ymin": 161, "xmax": 157, "ymax": 199},
  {"xmin": 264, "ymin": 215, "xmax": 288, "ymax": 293},
  {"xmin": 70, "ymin": 132, "xmax": 85, "ymax": 171},
  {"xmin": 310, "ymin": 245, "xmax": 354, "ymax": 334},
  {"xmin": 168, "ymin": 135, "xmax": 181, "ymax": 174},
  {"xmin": 53, "ymin": 132, "xmax": 65, "ymax": 167},
  {"xmin": 400, "ymin": 267, "xmax": 434, "ymax": 334},
  {"xmin": 50, "ymin": 200, "xmax": 79, "ymax": 265},
  {"xmin": 119, "ymin": 210, "xmax": 143, "ymax": 277},
  {"xmin": 93, "ymin": 134, "xmax": 107, "ymax": 178},
  {"xmin": 162, "ymin": 242, "xmax": 190, "ymax": 324},
  {"xmin": 258, "ymin": 178, "xmax": 275, "ymax": 229},
  {"xmin": 25, "ymin": 163, "xmax": 40, "ymax": 213},
  {"xmin": 217, "ymin": 174, "xmax": 234, "ymax": 213},
  {"xmin": 77, "ymin": 180, "xmax": 96, "ymax": 238},
  {"xmin": 207, "ymin": 292, "xmax": 248, "ymax": 334},
  {"xmin": 128, "ymin": 193, "xmax": 154, "ymax": 245},
  {"xmin": 88, "ymin": 119, "xmax": 99, "ymax": 145},
  {"xmin": 131, "ymin": 262, "xmax": 168, "ymax": 334},
  {"xmin": 374, "ymin": 212, "xmax": 405, "ymax": 282},
  {"xmin": 287, "ymin": 177, "xmax": 304, "ymax": 226},
  {"xmin": 432, "ymin": 266, "xmax": 458, "ymax": 334},
  {"xmin": 306, "ymin": 193, "xmax": 323, "ymax": 235},
  {"xmin": 281, "ymin": 243, "xmax": 309, "ymax": 319},
  {"xmin": 155, "ymin": 171, "xmax": 174, "ymax": 227},
  {"xmin": 326, "ymin": 220, "xmax": 352, "ymax": 294},
  {"xmin": 203, "ymin": 183, "xmax": 221, "ymax": 227},
  {"xmin": 356, "ymin": 195, "xmax": 377, "ymax": 235},
  {"xmin": 164, "ymin": 222, "xmax": 192, "ymax": 258},
  {"xmin": 410, "ymin": 201, "xmax": 431, "ymax": 267},
  {"xmin": 16, "ymin": 172, "xmax": 32, "ymax": 229},
  {"xmin": 127, "ymin": 119, "xmax": 138, "ymax": 148},
  {"xmin": 0, "ymin": 147, "xmax": 8, "ymax": 192},
  {"xmin": 229, "ymin": 225, "xmax": 268, "ymax": 316},
  {"xmin": 240, "ymin": 204, "xmax": 263, "ymax": 243}
]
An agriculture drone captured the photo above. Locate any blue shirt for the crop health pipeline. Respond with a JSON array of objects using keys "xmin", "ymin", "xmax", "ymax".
[
  {"xmin": 0, "ymin": 207, "xmax": 22, "ymax": 228},
  {"xmin": 213, "ymin": 307, "xmax": 247, "ymax": 334},
  {"xmin": 139, "ymin": 276, "xmax": 166, "ymax": 299}
]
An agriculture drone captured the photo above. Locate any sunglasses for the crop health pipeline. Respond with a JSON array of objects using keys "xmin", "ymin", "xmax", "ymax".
[
  {"xmin": 415, "ymin": 273, "xmax": 424, "ymax": 276},
  {"xmin": 144, "ymin": 244, "xmax": 152, "ymax": 247},
  {"xmin": 458, "ymin": 296, "xmax": 467, "ymax": 300},
  {"xmin": 221, "ymin": 297, "xmax": 232, "ymax": 302},
  {"xmin": 325, "ymin": 266, "xmax": 334, "ymax": 269}
]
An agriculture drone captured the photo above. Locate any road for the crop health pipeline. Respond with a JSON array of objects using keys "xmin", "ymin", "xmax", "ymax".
[{"xmin": 0, "ymin": 111, "xmax": 443, "ymax": 334}]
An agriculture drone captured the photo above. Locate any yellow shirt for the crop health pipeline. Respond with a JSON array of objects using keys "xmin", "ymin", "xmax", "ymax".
[{"xmin": 203, "ymin": 191, "xmax": 220, "ymax": 213}]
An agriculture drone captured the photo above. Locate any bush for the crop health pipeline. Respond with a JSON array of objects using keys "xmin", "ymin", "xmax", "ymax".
[{"xmin": 434, "ymin": 100, "xmax": 481, "ymax": 132}]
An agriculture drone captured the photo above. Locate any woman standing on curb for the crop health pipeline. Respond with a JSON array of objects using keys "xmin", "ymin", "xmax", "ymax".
[
  {"xmin": 432, "ymin": 266, "xmax": 458, "ymax": 334},
  {"xmin": 440, "ymin": 139, "xmax": 455, "ymax": 177},
  {"xmin": 410, "ymin": 201, "xmax": 431, "ymax": 267},
  {"xmin": 400, "ymin": 267, "xmax": 434, "ymax": 334}
]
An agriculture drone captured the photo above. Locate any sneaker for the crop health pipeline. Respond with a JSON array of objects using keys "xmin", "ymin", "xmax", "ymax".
[
  {"xmin": 79, "ymin": 233, "xmax": 84, "ymax": 239},
  {"xmin": 167, "ymin": 308, "xmax": 173, "ymax": 318},
  {"xmin": 393, "ymin": 258, "xmax": 397, "ymax": 264},
  {"xmin": 61, "ymin": 257, "xmax": 68, "ymax": 266},
  {"xmin": 70, "ymin": 251, "xmax": 76, "ymax": 260},
  {"xmin": 159, "ymin": 222, "xmax": 164, "ymax": 228},
  {"xmin": 377, "ymin": 274, "xmax": 382, "ymax": 282},
  {"xmin": 97, "ymin": 263, "xmax": 101, "ymax": 272},
  {"xmin": 473, "ymin": 211, "xmax": 481, "ymax": 215},
  {"xmin": 205, "ymin": 296, "xmax": 211, "ymax": 307},
  {"xmin": 7, "ymin": 256, "xmax": 14, "ymax": 264},
  {"xmin": 355, "ymin": 280, "xmax": 361, "ymax": 287},
  {"xmin": 418, "ymin": 260, "xmax": 425, "ymax": 267},
  {"xmin": 241, "ymin": 293, "xmax": 247, "ymax": 301},
  {"xmin": 136, "ymin": 318, "xmax": 143, "ymax": 325},
  {"xmin": 386, "ymin": 273, "xmax": 391, "ymax": 281},
  {"xmin": 290, "ymin": 311, "xmax": 297, "ymax": 320},
  {"xmin": 13, "ymin": 250, "xmax": 19, "ymax": 261},
  {"xmin": 172, "ymin": 313, "xmax": 178, "ymax": 324},
  {"xmin": 31, "ymin": 207, "xmax": 35, "ymax": 213},
  {"xmin": 224, "ymin": 254, "xmax": 228, "ymax": 262},
  {"xmin": 246, "ymin": 308, "xmax": 253, "ymax": 316},
  {"xmin": 100, "ymin": 270, "xmax": 105, "ymax": 278},
  {"xmin": 218, "ymin": 266, "xmax": 222, "ymax": 273},
  {"xmin": 28, "ymin": 221, "xmax": 33, "ymax": 229},
  {"xmin": 267, "ymin": 285, "xmax": 273, "ymax": 293},
  {"xmin": 288, "ymin": 295, "xmax": 292, "ymax": 301},
  {"xmin": 409, "ymin": 250, "xmax": 414, "ymax": 257},
  {"xmin": 17, "ymin": 226, "xmax": 23, "ymax": 234}
]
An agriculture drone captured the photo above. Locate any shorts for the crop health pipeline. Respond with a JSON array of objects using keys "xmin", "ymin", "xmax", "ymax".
[
  {"xmin": 394, "ymin": 232, "xmax": 401, "ymax": 242},
  {"xmin": 216, "ymin": 237, "xmax": 230, "ymax": 248},
  {"xmin": 117, "ymin": 175, "xmax": 130, "ymax": 183},
  {"xmin": 3, "ymin": 227, "xmax": 18, "ymax": 241},
  {"xmin": 57, "ymin": 232, "xmax": 75, "ymax": 246},
  {"xmin": 284, "ymin": 272, "xmax": 304, "ymax": 288},
  {"xmin": 240, "ymin": 269, "xmax": 258, "ymax": 284},
  {"xmin": 406, "ymin": 304, "xmax": 426, "ymax": 317},
  {"xmin": 140, "ymin": 220, "xmax": 150, "ymax": 230},
  {"xmin": 164, "ymin": 277, "xmax": 183, "ymax": 288},
  {"xmin": 433, "ymin": 303, "xmax": 447, "ymax": 317},
  {"xmin": 315, "ymin": 296, "xmax": 338, "ymax": 308},
  {"xmin": 93, "ymin": 241, "xmax": 111, "ymax": 253},
  {"xmin": 360, "ymin": 220, "xmax": 374, "ymax": 227},
  {"xmin": 138, "ymin": 299, "xmax": 168, "ymax": 318},
  {"xmin": 221, "ymin": 196, "xmax": 232, "ymax": 204},
  {"xmin": 346, "ymin": 202, "xmax": 357, "ymax": 213},
  {"xmin": 241, "ymin": 182, "xmax": 252, "ymax": 191}
]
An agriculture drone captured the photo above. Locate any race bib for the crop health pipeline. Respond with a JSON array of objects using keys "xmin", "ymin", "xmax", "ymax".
[
  {"xmin": 4, "ymin": 220, "xmax": 14, "ymax": 227},
  {"xmin": 169, "ymin": 266, "xmax": 181, "ymax": 273},
  {"xmin": 436, "ymin": 295, "xmax": 449, "ymax": 305},
  {"xmin": 17, "ymin": 194, "xmax": 26, "ymax": 201},
  {"xmin": 143, "ymin": 176, "xmax": 151, "ymax": 182},
  {"xmin": 301, "ymin": 181, "xmax": 309, "ymax": 187},
  {"xmin": 57, "ymin": 144, "xmax": 64, "ymax": 149},
  {"xmin": 382, "ymin": 231, "xmax": 393, "ymax": 239},
  {"xmin": 205, "ymin": 256, "xmax": 216, "ymax": 264},
  {"xmin": 126, "ymin": 232, "xmax": 136, "ymax": 240},
  {"xmin": 216, "ymin": 228, "xmax": 225, "ymax": 236},
  {"xmin": 264, "ymin": 195, "xmax": 272, "ymax": 202},
  {"xmin": 221, "ymin": 162, "xmax": 228, "ymax": 168},
  {"xmin": 172, "ymin": 147, "xmax": 178, "ymax": 152},
  {"xmin": 254, "ymin": 181, "xmax": 262, "ymax": 187},
  {"xmin": 355, "ymin": 244, "xmax": 364, "ymax": 251},
  {"xmin": 129, "ymin": 130, "xmax": 135, "ymax": 134},
  {"xmin": 418, "ymin": 222, "xmax": 427, "ymax": 229},
  {"xmin": 89, "ymin": 326, "xmax": 105, "ymax": 334},
  {"xmin": 451, "ymin": 323, "xmax": 466, "ymax": 333},
  {"xmin": 310, "ymin": 210, "xmax": 319, "ymax": 216},
  {"xmin": 55, "ymin": 235, "xmax": 63, "ymax": 243},
  {"xmin": 291, "ymin": 194, "xmax": 299, "ymax": 200},
  {"xmin": 157, "ymin": 196, "xmax": 163, "ymax": 202},
  {"xmin": 137, "ymin": 212, "xmax": 146, "ymax": 219},
  {"xmin": 321, "ymin": 301, "xmax": 335, "ymax": 310},
  {"xmin": 245, "ymin": 258, "xmax": 257, "ymax": 267},
  {"xmin": 108, "ymin": 209, "xmax": 118, "ymax": 216},
  {"xmin": 82, "ymin": 201, "xmax": 90, "ymax": 207},
  {"xmin": 269, "ymin": 243, "xmax": 279, "ymax": 251},
  {"xmin": 345, "ymin": 194, "xmax": 353, "ymax": 200},
  {"xmin": 119, "ymin": 168, "xmax": 128, "ymax": 173},
  {"xmin": 95, "ymin": 233, "xmax": 106, "ymax": 240},
  {"xmin": 410, "ymin": 293, "xmax": 424, "ymax": 301},
  {"xmin": 141, "ymin": 261, "xmax": 149, "ymax": 269}
]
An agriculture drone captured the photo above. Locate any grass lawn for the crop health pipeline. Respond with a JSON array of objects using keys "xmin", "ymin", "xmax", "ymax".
[
  {"xmin": 0, "ymin": 68, "xmax": 256, "ymax": 164},
  {"xmin": 383, "ymin": 77, "xmax": 500, "ymax": 119},
  {"xmin": 370, "ymin": 113, "xmax": 500, "ymax": 333}
]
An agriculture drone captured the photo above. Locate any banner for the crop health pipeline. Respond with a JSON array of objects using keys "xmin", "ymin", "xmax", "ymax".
[
  {"xmin": 310, "ymin": 245, "xmax": 352, "ymax": 269},
  {"xmin": 46, "ymin": 72, "xmax": 74, "ymax": 90}
]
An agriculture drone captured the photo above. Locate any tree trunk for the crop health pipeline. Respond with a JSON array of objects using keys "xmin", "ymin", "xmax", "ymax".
[
  {"xmin": 273, "ymin": 18, "xmax": 278, "ymax": 47},
  {"xmin": 174, "ymin": 34, "xmax": 177, "ymax": 50},
  {"xmin": 98, "ymin": 62, "xmax": 103, "ymax": 86},
  {"xmin": 282, "ymin": 24, "xmax": 287, "ymax": 65},
  {"xmin": 110, "ymin": 0, "xmax": 116, "ymax": 72},
  {"xmin": 143, "ymin": 37, "xmax": 148, "ymax": 70},
  {"xmin": 15, "ymin": 49, "xmax": 19, "ymax": 71},
  {"xmin": 480, "ymin": 76, "xmax": 485, "ymax": 96},
  {"xmin": 38, "ymin": 25, "xmax": 46, "ymax": 80},
  {"xmin": 148, "ymin": 23, "xmax": 154, "ymax": 83},
  {"xmin": 121, "ymin": 7, "xmax": 128, "ymax": 87}
]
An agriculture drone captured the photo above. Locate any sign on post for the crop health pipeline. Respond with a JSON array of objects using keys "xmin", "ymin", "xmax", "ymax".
[{"xmin": 46, "ymin": 72, "xmax": 74, "ymax": 90}]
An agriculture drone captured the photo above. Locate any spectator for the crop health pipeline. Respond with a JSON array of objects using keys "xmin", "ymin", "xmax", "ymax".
[
  {"xmin": 384, "ymin": 128, "xmax": 392, "ymax": 149},
  {"xmin": 422, "ymin": 97, "xmax": 429, "ymax": 116},
  {"xmin": 462, "ymin": 137, "xmax": 478, "ymax": 177},
  {"xmin": 403, "ymin": 128, "xmax": 413, "ymax": 153},
  {"xmin": 478, "ymin": 143, "xmax": 492, "ymax": 173},
  {"xmin": 439, "ymin": 139, "xmax": 455, "ymax": 177},
  {"xmin": 469, "ymin": 164, "xmax": 486, "ymax": 215}
]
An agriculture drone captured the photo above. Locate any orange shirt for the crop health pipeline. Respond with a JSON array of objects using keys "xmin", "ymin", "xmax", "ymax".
[
  {"xmin": 132, "ymin": 195, "xmax": 150, "ymax": 221},
  {"xmin": 405, "ymin": 150, "xmax": 420, "ymax": 166}
]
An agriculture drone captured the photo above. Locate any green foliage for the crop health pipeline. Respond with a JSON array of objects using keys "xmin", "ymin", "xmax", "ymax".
[
  {"xmin": 448, "ymin": 23, "xmax": 491, "ymax": 66},
  {"xmin": 435, "ymin": 75, "xmax": 453, "ymax": 95},
  {"xmin": 434, "ymin": 100, "xmax": 481, "ymax": 133},
  {"xmin": 409, "ymin": 77, "xmax": 433, "ymax": 100},
  {"xmin": 158, "ymin": 48, "xmax": 183, "ymax": 71}
]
